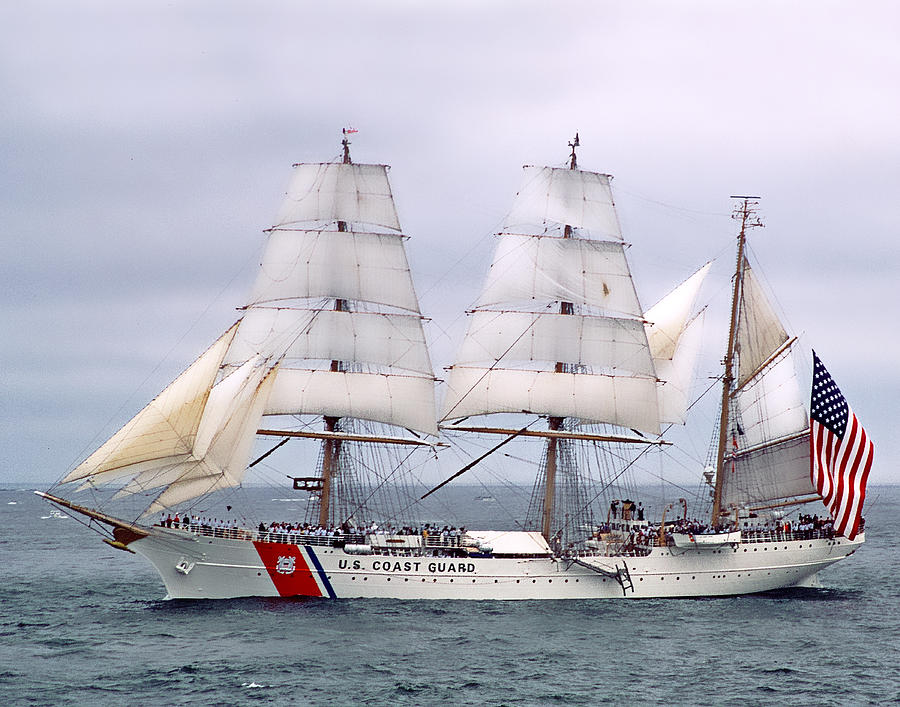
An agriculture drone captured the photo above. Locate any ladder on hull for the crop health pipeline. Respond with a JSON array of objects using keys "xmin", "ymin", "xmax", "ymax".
[{"xmin": 571, "ymin": 558, "xmax": 634, "ymax": 596}]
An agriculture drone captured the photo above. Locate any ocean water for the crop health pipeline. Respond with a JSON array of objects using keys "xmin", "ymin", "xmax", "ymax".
[{"xmin": 2, "ymin": 484, "xmax": 898, "ymax": 706}]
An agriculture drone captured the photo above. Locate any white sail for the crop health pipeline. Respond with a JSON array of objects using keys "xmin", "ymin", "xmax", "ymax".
[
  {"xmin": 453, "ymin": 310, "xmax": 655, "ymax": 376},
  {"xmin": 655, "ymin": 312, "xmax": 704, "ymax": 425},
  {"xmin": 266, "ymin": 368, "xmax": 437, "ymax": 436},
  {"xmin": 225, "ymin": 307, "xmax": 433, "ymax": 376},
  {"xmin": 503, "ymin": 166, "xmax": 622, "ymax": 239},
  {"xmin": 733, "ymin": 346, "xmax": 808, "ymax": 450},
  {"xmin": 110, "ymin": 359, "xmax": 274, "ymax": 499},
  {"xmin": 274, "ymin": 163, "xmax": 401, "ymax": 231},
  {"xmin": 645, "ymin": 263, "xmax": 711, "ymax": 360},
  {"xmin": 721, "ymin": 435, "xmax": 816, "ymax": 509},
  {"xmin": 145, "ymin": 364, "xmax": 279, "ymax": 515},
  {"xmin": 440, "ymin": 366, "xmax": 660, "ymax": 435},
  {"xmin": 248, "ymin": 230, "xmax": 421, "ymax": 312},
  {"xmin": 475, "ymin": 235, "xmax": 642, "ymax": 315},
  {"xmin": 736, "ymin": 262, "xmax": 789, "ymax": 387},
  {"xmin": 61, "ymin": 324, "xmax": 239, "ymax": 485},
  {"xmin": 643, "ymin": 264, "xmax": 710, "ymax": 425},
  {"xmin": 720, "ymin": 268, "xmax": 813, "ymax": 510}
]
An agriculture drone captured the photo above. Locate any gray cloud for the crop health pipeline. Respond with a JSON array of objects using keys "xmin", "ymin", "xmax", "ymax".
[{"xmin": 2, "ymin": 1, "xmax": 897, "ymax": 483}]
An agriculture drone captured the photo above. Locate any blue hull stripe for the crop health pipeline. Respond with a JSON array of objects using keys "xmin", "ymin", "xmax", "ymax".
[{"xmin": 305, "ymin": 546, "xmax": 337, "ymax": 599}]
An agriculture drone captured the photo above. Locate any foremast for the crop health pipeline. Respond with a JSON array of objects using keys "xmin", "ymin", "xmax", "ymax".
[
  {"xmin": 56, "ymin": 130, "xmax": 437, "ymax": 523},
  {"xmin": 250, "ymin": 128, "xmax": 438, "ymax": 528},
  {"xmin": 541, "ymin": 134, "xmax": 580, "ymax": 541},
  {"xmin": 318, "ymin": 132, "xmax": 353, "ymax": 527}
]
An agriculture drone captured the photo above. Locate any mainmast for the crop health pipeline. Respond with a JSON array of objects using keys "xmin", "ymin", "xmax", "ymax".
[
  {"xmin": 710, "ymin": 196, "xmax": 762, "ymax": 525},
  {"xmin": 318, "ymin": 130, "xmax": 354, "ymax": 527},
  {"xmin": 541, "ymin": 133, "xmax": 580, "ymax": 542}
]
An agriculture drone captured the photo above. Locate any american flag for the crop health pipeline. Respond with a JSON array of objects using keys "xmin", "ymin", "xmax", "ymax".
[{"xmin": 809, "ymin": 351, "xmax": 874, "ymax": 540}]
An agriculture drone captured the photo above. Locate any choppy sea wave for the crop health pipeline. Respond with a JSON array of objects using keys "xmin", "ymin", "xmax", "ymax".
[{"xmin": 2, "ymin": 485, "xmax": 898, "ymax": 706}]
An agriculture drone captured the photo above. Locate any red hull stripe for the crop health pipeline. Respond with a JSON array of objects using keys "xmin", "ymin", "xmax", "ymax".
[{"xmin": 253, "ymin": 541, "xmax": 323, "ymax": 597}]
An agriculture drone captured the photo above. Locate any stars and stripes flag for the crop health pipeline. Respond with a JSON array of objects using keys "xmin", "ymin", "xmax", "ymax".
[{"xmin": 809, "ymin": 351, "xmax": 874, "ymax": 540}]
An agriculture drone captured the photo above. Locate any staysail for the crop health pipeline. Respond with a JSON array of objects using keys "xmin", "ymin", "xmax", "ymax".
[{"xmin": 62, "ymin": 147, "xmax": 436, "ymax": 517}]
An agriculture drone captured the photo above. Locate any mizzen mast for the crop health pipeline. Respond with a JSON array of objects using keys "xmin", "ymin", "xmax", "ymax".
[
  {"xmin": 710, "ymin": 196, "xmax": 762, "ymax": 525},
  {"xmin": 318, "ymin": 130, "xmax": 354, "ymax": 527}
]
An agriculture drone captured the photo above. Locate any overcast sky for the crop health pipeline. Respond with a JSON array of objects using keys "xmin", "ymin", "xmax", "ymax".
[{"xmin": 2, "ymin": 1, "xmax": 898, "ymax": 486}]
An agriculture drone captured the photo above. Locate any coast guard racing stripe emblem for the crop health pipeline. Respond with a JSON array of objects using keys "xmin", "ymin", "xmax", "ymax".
[{"xmin": 253, "ymin": 542, "xmax": 322, "ymax": 597}]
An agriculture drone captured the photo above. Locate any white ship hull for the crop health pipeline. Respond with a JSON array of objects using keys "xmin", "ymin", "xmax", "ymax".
[{"xmin": 129, "ymin": 527, "xmax": 862, "ymax": 600}]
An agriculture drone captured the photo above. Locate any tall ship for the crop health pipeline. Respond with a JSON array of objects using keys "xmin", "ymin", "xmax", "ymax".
[{"xmin": 40, "ymin": 134, "xmax": 874, "ymax": 599}]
